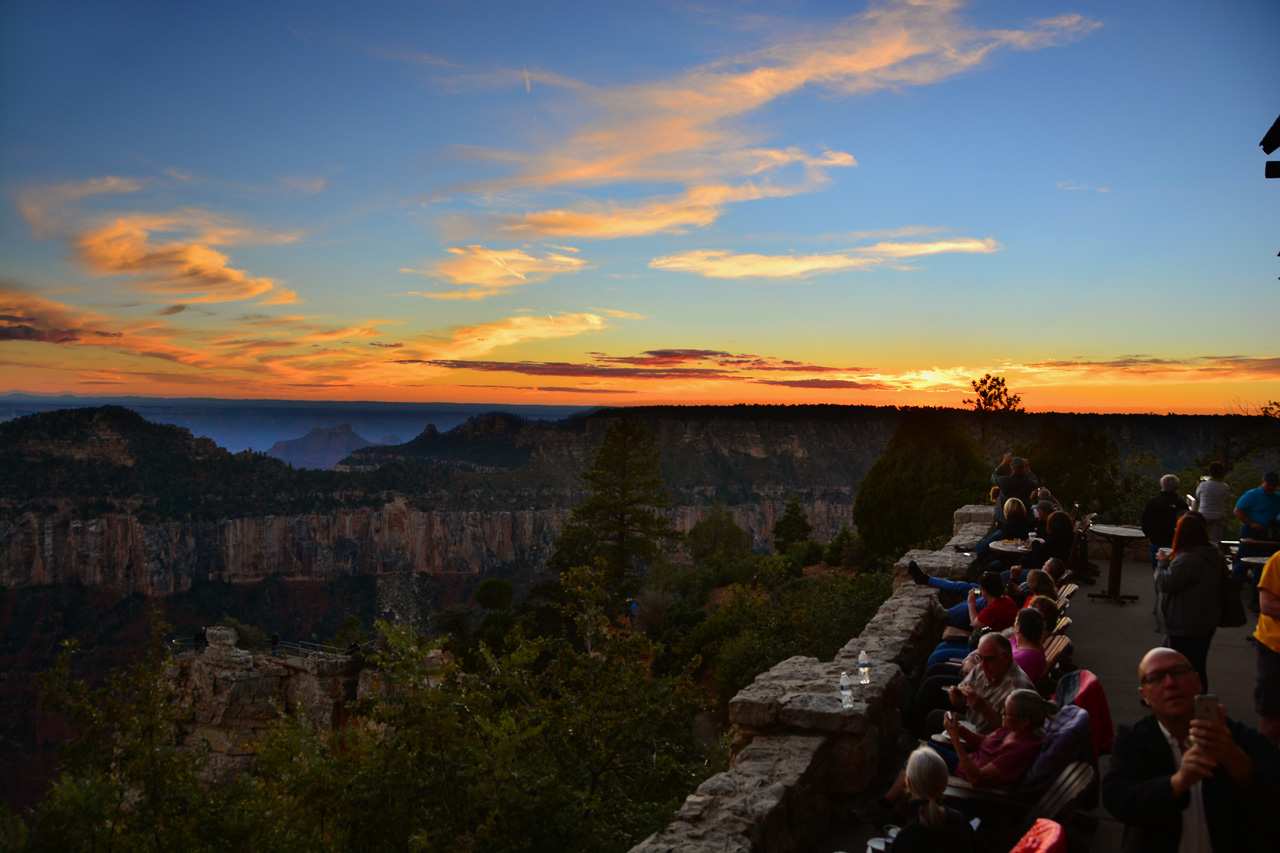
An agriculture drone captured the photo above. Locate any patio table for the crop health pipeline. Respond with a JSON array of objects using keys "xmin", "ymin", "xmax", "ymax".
[{"xmin": 1087, "ymin": 524, "xmax": 1145, "ymax": 605}]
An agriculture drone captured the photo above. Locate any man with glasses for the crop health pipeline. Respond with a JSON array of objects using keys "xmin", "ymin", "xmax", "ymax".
[
  {"xmin": 1102, "ymin": 648, "xmax": 1280, "ymax": 852},
  {"xmin": 937, "ymin": 633, "xmax": 1033, "ymax": 736}
]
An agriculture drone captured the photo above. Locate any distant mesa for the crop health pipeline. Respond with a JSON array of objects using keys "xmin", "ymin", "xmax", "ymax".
[{"xmin": 266, "ymin": 424, "xmax": 373, "ymax": 470}]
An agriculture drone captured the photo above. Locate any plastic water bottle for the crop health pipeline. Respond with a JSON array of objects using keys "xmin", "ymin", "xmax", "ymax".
[
  {"xmin": 840, "ymin": 671, "xmax": 853, "ymax": 708},
  {"xmin": 858, "ymin": 650, "xmax": 870, "ymax": 685}
]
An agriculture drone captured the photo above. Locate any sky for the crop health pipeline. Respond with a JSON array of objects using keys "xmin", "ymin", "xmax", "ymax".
[{"xmin": 1, "ymin": 0, "xmax": 1277, "ymax": 415}]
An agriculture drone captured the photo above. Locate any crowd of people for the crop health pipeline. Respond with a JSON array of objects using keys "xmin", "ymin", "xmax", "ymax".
[{"xmin": 849, "ymin": 457, "xmax": 1280, "ymax": 852}]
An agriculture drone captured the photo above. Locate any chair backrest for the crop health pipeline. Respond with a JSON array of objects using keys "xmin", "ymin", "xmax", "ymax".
[
  {"xmin": 1014, "ymin": 762, "xmax": 1095, "ymax": 839},
  {"xmin": 1008, "ymin": 818, "xmax": 1066, "ymax": 853},
  {"xmin": 1051, "ymin": 616, "xmax": 1072, "ymax": 636},
  {"xmin": 1054, "ymin": 669, "xmax": 1114, "ymax": 757},
  {"xmin": 1018, "ymin": 705, "xmax": 1093, "ymax": 793},
  {"xmin": 1067, "ymin": 514, "xmax": 1096, "ymax": 574}
]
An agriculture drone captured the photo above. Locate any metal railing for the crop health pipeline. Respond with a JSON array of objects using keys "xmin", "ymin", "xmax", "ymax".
[{"xmin": 171, "ymin": 635, "xmax": 376, "ymax": 660}]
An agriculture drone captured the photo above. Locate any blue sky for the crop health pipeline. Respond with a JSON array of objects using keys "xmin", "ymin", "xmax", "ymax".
[{"xmin": 2, "ymin": 1, "xmax": 1277, "ymax": 412}]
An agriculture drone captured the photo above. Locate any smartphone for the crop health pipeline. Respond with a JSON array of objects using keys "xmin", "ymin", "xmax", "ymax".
[{"xmin": 1194, "ymin": 694, "xmax": 1218, "ymax": 722}]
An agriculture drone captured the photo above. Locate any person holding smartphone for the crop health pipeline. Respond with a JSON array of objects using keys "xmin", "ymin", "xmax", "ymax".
[{"xmin": 1102, "ymin": 648, "xmax": 1280, "ymax": 852}]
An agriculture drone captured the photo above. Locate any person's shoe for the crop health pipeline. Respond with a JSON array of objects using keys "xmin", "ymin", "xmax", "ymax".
[
  {"xmin": 953, "ymin": 544, "xmax": 970, "ymax": 553},
  {"xmin": 908, "ymin": 560, "xmax": 930, "ymax": 586},
  {"xmin": 850, "ymin": 797, "xmax": 896, "ymax": 827}
]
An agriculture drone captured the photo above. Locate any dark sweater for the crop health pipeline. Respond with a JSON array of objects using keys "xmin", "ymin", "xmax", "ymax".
[
  {"xmin": 892, "ymin": 806, "xmax": 989, "ymax": 853},
  {"xmin": 1102, "ymin": 714, "xmax": 1280, "ymax": 853}
]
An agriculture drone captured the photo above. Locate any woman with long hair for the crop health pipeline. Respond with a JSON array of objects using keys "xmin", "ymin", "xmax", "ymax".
[
  {"xmin": 889, "ymin": 747, "xmax": 990, "ymax": 852},
  {"xmin": 1154, "ymin": 514, "xmax": 1224, "ymax": 689}
]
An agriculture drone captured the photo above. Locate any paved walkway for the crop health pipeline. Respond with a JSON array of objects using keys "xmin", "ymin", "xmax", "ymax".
[{"xmin": 819, "ymin": 555, "xmax": 1261, "ymax": 852}]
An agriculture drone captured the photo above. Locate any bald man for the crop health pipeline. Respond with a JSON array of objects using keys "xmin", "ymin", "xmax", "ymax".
[{"xmin": 1102, "ymin": 648, "xmax": 1280, "ymax": 852}]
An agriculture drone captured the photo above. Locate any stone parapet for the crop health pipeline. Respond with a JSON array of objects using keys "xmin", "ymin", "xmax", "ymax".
[
  {"xmin": 953, "ymin": 504, "xmax": 996, "ymax": 533},
  {"xmin": 632, "ymin": 559, "xmax": 950, "ymax": 853}
]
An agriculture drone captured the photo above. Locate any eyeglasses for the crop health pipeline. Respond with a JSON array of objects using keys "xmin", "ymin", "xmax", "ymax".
[
  {"xmin": 977, "ymin": 654, "xmax": 1005, "ymax": 663},
  {"xmin": 1140, "ymin": 664, "xmax": 1195, "ymax": 687},
  {"xmin": 1001, "ymin": 711, "xmax": 1025, "ymax": 720}
]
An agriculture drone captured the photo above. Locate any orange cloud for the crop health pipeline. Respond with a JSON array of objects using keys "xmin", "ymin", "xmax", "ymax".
[
  {"xmin": 455, "ymin": 3, "xmax": 1096, "ymax": 194},
  {"xmin": 491, "ymin": 175, "xmax": 849, "ymax": 240},
  {"xmin": 649, "ymin": 237, "xmax": 999, "ymax": 278},
  {"xmin": 402, "ymin": 245, "xmax": 587, "ymax": 299},
  {"xmin": 424, "ymin": 312, "xmax": 611, "ymax": 361}
]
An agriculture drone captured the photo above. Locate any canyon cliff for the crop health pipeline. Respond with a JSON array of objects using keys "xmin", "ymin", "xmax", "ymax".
[{"xmin": 1, "ymin": 406, "xmax": 902, "ymax": 601}]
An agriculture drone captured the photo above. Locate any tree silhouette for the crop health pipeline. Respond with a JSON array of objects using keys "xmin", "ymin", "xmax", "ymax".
[
  {"xmin": 549, "ymin": 419, "xmax": 679, "ymax": 595},
  {"xmin": 964, "ymin": 374, "xmax": 1024, "ymax": 412},
  {"xmin": 772, "ymin": 492, "xmax": 813, "ymax": 555}
]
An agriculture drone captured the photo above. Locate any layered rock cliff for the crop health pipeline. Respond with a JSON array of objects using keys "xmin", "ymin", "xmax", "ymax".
[{"xmin": 1, "ymin": 406, "xmax": 899, "ymax": 598}]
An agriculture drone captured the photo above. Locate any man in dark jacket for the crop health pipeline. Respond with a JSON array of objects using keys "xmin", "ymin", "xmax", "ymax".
[
  {"xmin": 1103, "ymin": 648, "xmax": 1280, "ymax": 852},
  {"xmin": 1141, "ymin": 474, "xmax": 1186, "ymax": 568}
]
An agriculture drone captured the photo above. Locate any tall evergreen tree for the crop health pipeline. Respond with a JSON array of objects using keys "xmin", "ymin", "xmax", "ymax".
[
  {"xmin": 853, "ymin": 409, "xmax": 987, "ymax": 558},
  {"xmin": 772, "ymin": 492, "xmax": 813, "ymax": 555},
  {"xmin": 549, "ymin": 419, "xmax": 679, "ymax": 593}
]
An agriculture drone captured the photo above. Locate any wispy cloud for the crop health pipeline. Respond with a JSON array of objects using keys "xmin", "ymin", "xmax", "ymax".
[
  {"xmin": 1056, "ymin": 180, "xmax": 1110, "ymax": 193},
  {"xmin": 450, "ymin": 3, "xmax": 1097, "ymax": 196},
  {"xmin": 649, "ymin": 237, "xmax": 999, "ymax": 279},
  {"xmin": 1017, "ymin": 355, "xmax": 1280, "ymax": 380},
  {"xmin": 402, "ymin": 244, "xmax": 588, "ymax": 299},
  {"xmin": 486, "ymin": 171, "xmax": 850, "ymax": 239}
]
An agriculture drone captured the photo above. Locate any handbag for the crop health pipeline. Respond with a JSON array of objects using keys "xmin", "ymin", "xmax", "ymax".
[{"xmin": 1220, "ymin": 570, "xmax": 1247, "ymax": 628}]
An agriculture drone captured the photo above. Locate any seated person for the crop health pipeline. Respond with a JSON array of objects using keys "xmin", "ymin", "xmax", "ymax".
[
  {"xmin": 1002, "ymin": 555, "xmax": 1067, "ymax": 589},
  {"xmin": 1011, "ymin": 511, "xmax": 1074, "ymax": 575},
  {"xmin": 1007, "ymin": 607, "xmax": 1048, "ymax": 683},
  {"xmin": 959, "ymin": 498, "xmax": 1033, "ymax": 560},
  {"xmin": 1025, "ymin": 594, "xmax": 1061, "ymax": 635},
  {"xmin": 908, "ymin": 566, "xmax": 1019, "ymax": 632},
  {"xmin": 858, "ymin": 690, "xmax": 1053, "ymax": 826},
  {"xmin": 874, "ymin": 748, "xmax": 990, "ymax": 853},
  {"xmin": 907, "ymin": 633, "xmax": 1035, "ymax": 738},
  {"xmin": 1009, "ymin": 568, "xmax": 1057, "ymax": 607},
  {"xmin": 944, "ymin": 607, "xmax": 1048, "ymax": 683}
]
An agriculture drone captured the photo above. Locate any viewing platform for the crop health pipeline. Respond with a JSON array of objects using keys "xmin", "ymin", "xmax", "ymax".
[{"xmin": 633, "ymin": 505, "xmax": 1264, "ymax": 853}]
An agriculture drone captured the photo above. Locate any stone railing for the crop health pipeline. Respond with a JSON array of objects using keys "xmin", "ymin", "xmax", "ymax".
[{"xmin": 629, "ymin": 505, "xmax": 995, "ymax": 853}]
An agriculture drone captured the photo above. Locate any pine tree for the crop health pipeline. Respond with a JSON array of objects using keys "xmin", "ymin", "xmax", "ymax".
[
  {"xmin": 550, "ymin": 419, "xmax": 679, "ymax": 594},
  {"xmin": 772, "ymin": 492, "xmax": 813, "ymax": 555}
]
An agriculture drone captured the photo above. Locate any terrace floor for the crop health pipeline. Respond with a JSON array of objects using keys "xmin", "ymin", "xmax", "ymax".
[{"xmin": 817, "ymin": 554, "xmax": 1261, "ymax": 853}]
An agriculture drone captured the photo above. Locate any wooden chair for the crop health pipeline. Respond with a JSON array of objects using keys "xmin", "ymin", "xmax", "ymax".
[
  {"xmin": 1051, "ymin": 616, "xmax": 1072, "ymax": 637},
  {"xmin": 1066, "ymin": 513, "xmax": 1098, "ymax": 583},
  {"xmin": 1038, "ymin": 634, "xmax": 1074, "ymax": 695},
  {"xmin": 945, "ymin": 762, "xmax": 1095, "ymax": 850}
]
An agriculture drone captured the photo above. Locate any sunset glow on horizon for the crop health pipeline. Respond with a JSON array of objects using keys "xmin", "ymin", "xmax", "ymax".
[{"xmin": 2, "ymin": 1, "xmax": 1277, "ymax": 415}]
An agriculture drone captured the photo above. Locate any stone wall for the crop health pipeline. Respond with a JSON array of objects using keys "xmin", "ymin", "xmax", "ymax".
[{"xmin": 629, "ymin": 505, "xmax": 993, "ymax": 853}]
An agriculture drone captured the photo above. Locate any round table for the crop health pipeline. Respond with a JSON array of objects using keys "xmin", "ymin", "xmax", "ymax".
[
  {"xmin": 1087, "ymin": 524, "xmax": 1146, "ymax": 605},
  {"xmin": 988, "ymin": 539, "xmax": 1035, "ymax": 570}
]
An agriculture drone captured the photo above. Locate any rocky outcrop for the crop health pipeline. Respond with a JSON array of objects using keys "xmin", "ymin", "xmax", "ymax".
[{"xmin": 165, "ymin": 626, "xmax": 361, "ymax": 783}]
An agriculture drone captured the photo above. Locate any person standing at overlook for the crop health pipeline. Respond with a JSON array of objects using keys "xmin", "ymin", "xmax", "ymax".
[
  {"xmin": 991, "ymin": 455, "xmax": 1039, "ymax": 526},
  {"xmin": 1234, "ymin": 472, "xmax": 1280, "ymax": 611},
  {"xmin": 1141, "ymin": 474, "xmax": 1186, "ymax": 569},
  {"xmin": 1194, "ymin": 462, "xmax": 1230, "ymax": 543}
]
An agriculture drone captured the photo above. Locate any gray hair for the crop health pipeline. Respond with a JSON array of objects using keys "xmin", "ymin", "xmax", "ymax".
[
  {"xmin": 905, "ymin": 746, "xmax": 949, "ymax": 830},
  {"xmin": 1161, "ymin": 474, "xmax": 1180, "ymax": 492},
  {"xmin": 1007, "ymin": 688, "xmax": 1057, "ymax": 733}
]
